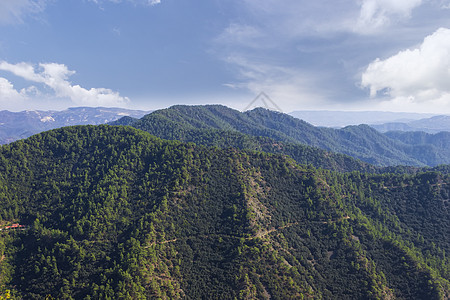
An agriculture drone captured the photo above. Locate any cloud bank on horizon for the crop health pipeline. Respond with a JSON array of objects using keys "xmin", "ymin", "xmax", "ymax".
[{"xmin": 0, "ymin": 0, "xmax": 450, "ymax": 112}]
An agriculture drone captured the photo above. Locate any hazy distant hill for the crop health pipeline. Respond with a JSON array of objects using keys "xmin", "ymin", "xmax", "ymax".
[
  {"xmin": 372, "ymin": 115, "xmax": 450, "ymax": 133},
  {"xmin": 0, "ymin": 107, "xmax": 150, "ymax": 144},
  {"xmin": 115, "ymin": 105, "xmax": 450, "ymax": 167},
  {"xmin": 289, "ymin": 110, "xmax": 436, "ymax": 128}
]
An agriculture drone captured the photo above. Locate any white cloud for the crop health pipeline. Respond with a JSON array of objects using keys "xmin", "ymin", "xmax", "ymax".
[
  {"xmin": 222, "ymin": 55, "xmax": 329, "ymax": 112},
  {"xmin": 0, "ymin": 62, "xmax": 44, "ymax": 82},
  {"xmin": 240, "ymin": 0, "xmax": 355, "ymax": 37},
  {"xmin": 361, "ymin": 28, "xmax": 450, "ymax": 113},
  {"xmin": 0, "ymin": 77, "xmax": 25, "ymax": 100},
  {"xmin": 213, "ymin": 1, "xmax": 361, "ymax": 110},
  {"xmin": 0, "ymin": 77, "xmax": 30, "ymax": 110},
  {"xmin": 215, "ymin": 24, "xmax": 264, "ymax": 49},
  {"xmin": 354, "ymin": 0, "xmax": 423, "ymax": 33},
  {"xmin": 0, "ymin": 0, "xmax": 46, "ymax": 24},
  {"xmin": 238, "ymin": 0, "xmax": 428, "ymax": 37},
  {"xmin": 0, "ymin": 61, "xmax": 130, "ymax": 107}
]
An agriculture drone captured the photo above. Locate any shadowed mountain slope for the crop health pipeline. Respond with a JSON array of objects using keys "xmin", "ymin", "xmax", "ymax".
[
  {"xmin": 0, "ymin": 125, "xmax": 448, "ymax": 299},
  {"xmin": 115, "ymin": 105, "xmax": 450, "ymax": 167}
]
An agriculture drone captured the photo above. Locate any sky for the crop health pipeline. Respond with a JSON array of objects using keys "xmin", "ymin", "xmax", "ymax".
[{"xmin": 1, "ymin": 0, "xmax": 450, "ymax": 113}]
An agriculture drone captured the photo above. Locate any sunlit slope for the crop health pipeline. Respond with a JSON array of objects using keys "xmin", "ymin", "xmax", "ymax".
[
  {"xmin": 117, "ymin": 105, "xmax": 450, "ymax": 166},
  {"xmin": 0, "ymin": 125, "xmax": 448, "ymax": 299}
]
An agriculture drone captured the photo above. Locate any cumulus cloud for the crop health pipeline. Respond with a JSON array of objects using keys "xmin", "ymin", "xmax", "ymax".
[
  {"xmin": 212, "ymin": 1, "xmax": 450, "ymax": 111},
  {"xmin": 0, "ymin": 78, "xmax": 26, "ymax": 100},
  {"xmin": 361, "ymin": 27, "xmax": 450, "ymax": 104},
  {"xmin": 0, "ymin": 0, "xmax": 46, "ymax": 24},
  {"xmin": 0, "ymin": 77, "xmax": 30, "ymax": 110},
  {"xmin": 354, "ymin": 0, "xmax": 423, "ymax": 33},
  {"xmin": 0, "ymin": 61, "xmax": 130, "ymax": 107}
]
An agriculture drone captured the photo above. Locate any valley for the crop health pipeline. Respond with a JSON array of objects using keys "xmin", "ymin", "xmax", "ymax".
[{"xmin": 0, "ymin": 119, "xmax": 448, "ymax": 299}]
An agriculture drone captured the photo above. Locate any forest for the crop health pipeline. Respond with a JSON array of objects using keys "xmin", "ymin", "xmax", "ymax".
[
  {"xmin": 0, "ymin": 124, "xmax": 448, "ymax": 299},
  {"xmin": 113, "ymin": 105, "xmax": 450, "ymax": 167}
]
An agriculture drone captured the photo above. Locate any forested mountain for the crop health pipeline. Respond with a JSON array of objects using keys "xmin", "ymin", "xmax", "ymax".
[
  {"xmin": 113, "ymin": 105, "xmax": 450, "ymax": 167},
  {"xmin": 0, "ymin": 125, "xmax": 448, "ymax": 299},
  {"xmin": 385, "ymin": 131, "xmax": 450, "ymax": 150},
  {"xmin": 372, "ymin": 115, "xmax": 450, "ymax": 133},
  {"xmin": 0, "ymin": 107, "xmax": 150, "ymax": 145},
  {"xmin": 111, "ymin": 111, "xmax": 377, "ymax": 173}
]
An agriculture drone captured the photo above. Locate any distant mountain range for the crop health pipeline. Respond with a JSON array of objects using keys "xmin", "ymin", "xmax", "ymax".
[
  {"xmin": 0, "ymin": 107, "xmax": 150, "ymax": 144},
  {"xmin": 2, "ymin": 105, "xmax": 450, "ymax": 167},
  {"xmin": 2, "ymin": 108, "xmax": 448, "ymax": 146},
  {"xmin": 112, "ymin": 105, "xmax": 450, "ymax": 167},
  {"xmin": 289, "ymin": 110, "xmax": 437, "ymax": 127},
  {"xmin": 289, "ymin": 110, "xmax": 450, "ymax": 133},
  {"xmin": 371, "ymin": 115, "xmax": 450, "ymax": 133}
]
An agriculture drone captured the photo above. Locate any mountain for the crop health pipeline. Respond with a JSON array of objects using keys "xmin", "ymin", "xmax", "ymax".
[
  {"xmin": 0, "ymin": 107, "xmax": 150, "ymax": 145},
  {"xmin": 3, "ymin": 105, "xmax": 448, "ymax": 167},
  {"xmin": 385, "ymin": 131, "xmax": 450, "ymax": 149},
  {"xmin": 372, "ymin": 115, "xmax": 450, "ymax": 133},
  {"xmin": 289, "ymin": 110, "xmax": 436, "ymax": 128},
  {"xmin": 0, "ymin": 125, "xmax": 448, "ymax": 299},
  {"xmin": 114, "ymin": 105, "xmax": 450, "ymax": 167},
  {"xmin": 109, "ymin": 106, "xmax": 377, "ymax": 173}
]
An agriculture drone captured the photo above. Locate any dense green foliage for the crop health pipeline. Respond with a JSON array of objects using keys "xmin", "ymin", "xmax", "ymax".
[
  {"xmin": 110, "ymin": 106, "xmax": 378, "ymax": 173},
  {"xmin": 384, "ymin": 131, "xmax": 450, "ymax": 164},
  {"xmin": 114, "ymin": 105, "xmax": 450, "ymax": 167},
  {"xmin": 0, "ymin": 125, "xmax": 448, "ymax": 299}
]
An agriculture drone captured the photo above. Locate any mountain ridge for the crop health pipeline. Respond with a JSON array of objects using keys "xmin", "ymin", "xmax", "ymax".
[
  {"xmin": 0, "ymin": 125, "xmax": 448, "ymax": 298},
  {"xmin": 289, "ymin": 110, "xmax": 437, "ymax": 128},
  {"xmin": 372, "ymin": 115, "xmax": 450, "ymax": 133},
  {"xmin": 114, "ymin": 105, "xmax": 450, "ymax": 167},
  {"xmin": 3, "ymin": 105, "xmax": 449, "ymax": 167}
]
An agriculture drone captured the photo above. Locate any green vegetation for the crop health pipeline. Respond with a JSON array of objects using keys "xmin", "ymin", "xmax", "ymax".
[
  {"xmin": 0, "ymin": 124, "xmax": 448, "ymax": 299},
  {"xmin": 114, "ymin": 105, "xmax": 450, "ymax": 167},
  {"xmin": 111, "ymin": 106, "xmax": 378, "ymax": 173}
]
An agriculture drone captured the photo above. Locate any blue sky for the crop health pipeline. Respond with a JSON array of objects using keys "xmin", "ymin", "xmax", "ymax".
[{"xmin": 1, "ymin": 0, "xmax": 450, "ymax": 113}]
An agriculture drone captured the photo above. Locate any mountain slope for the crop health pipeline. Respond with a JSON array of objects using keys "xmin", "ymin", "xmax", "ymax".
[
  {"xmin": 385, "ymin": 131, "xmax": 450, "ymax": 149},
  {"xmin": 116, "ymin": 104, "xmax": 450, "ymax": 166},
  {"xmin": 0, "ymin": 125, "xmax": 448, "ymax": 299},
  {"xmin": 108, "ymin": 105, "xmax": 376, "ymax": 173},
  {"xmin": 244, "ymin": 108, "xmax": 421, "ymax": 166}
]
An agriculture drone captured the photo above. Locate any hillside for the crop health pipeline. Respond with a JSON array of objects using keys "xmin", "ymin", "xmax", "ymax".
[
  {"xmin": 0, "ymin": 125, "xmax": 448, "ymax": 299},
  {"xmin": 108, "ymin": 106, "xmax": 376, "ymax": 173},
  {"xmin": 115, "ymin": 105, "xmax": 450, "ymax": 166},
  {"xmin": 385, "ymin": 131, "xmax": 450, "ymax": 149}
]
